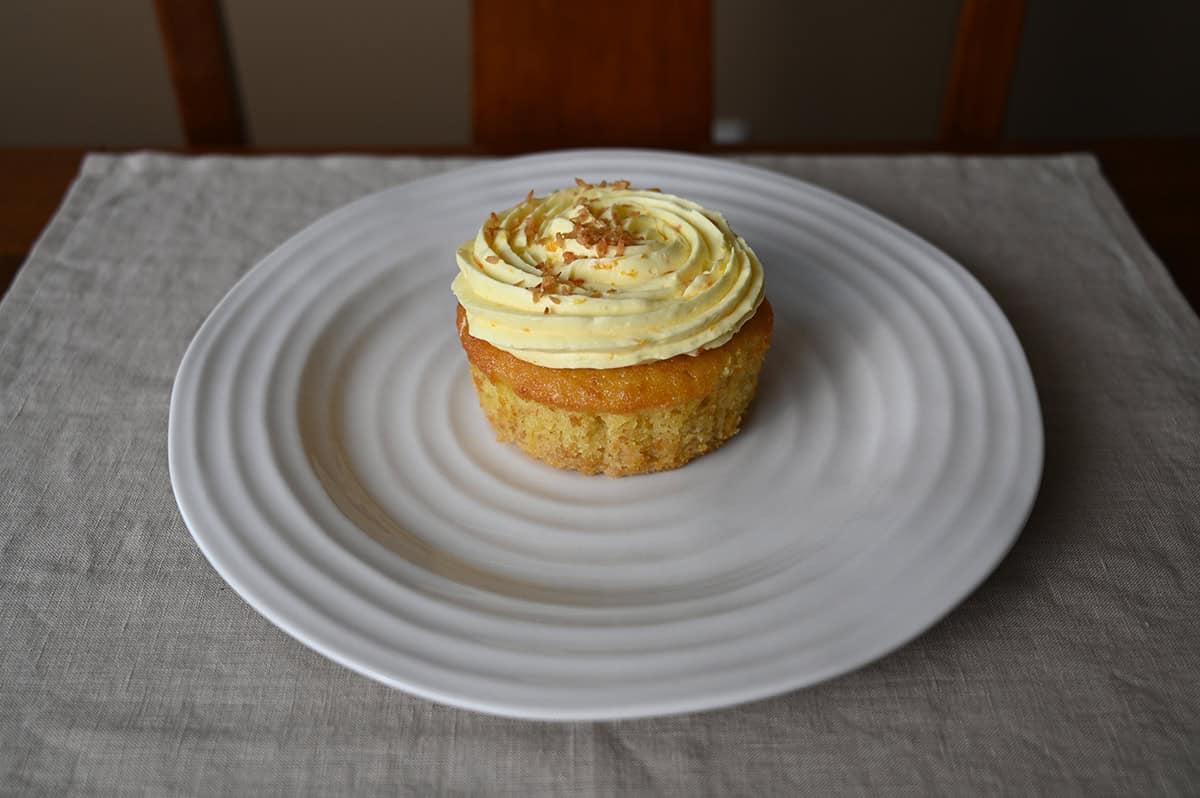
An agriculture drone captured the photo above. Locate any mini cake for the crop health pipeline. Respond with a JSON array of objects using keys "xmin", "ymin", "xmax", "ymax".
[{"xmin": 452, "ymin": 179, "xmax": 771, "ymax": 476}]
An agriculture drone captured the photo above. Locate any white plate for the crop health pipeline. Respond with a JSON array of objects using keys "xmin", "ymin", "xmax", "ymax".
[{"xmin": 169, "ymin": 150, "xmax": 1042, "ymax": 720}]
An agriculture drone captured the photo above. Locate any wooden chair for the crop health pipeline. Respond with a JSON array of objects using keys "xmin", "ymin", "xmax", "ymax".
[
  {"xmin": 154, "ymin": 0, "xmax": 1026, "ymax": 150},
  {"xmin": 154, "ymin": 0, "xmax": 245, "ymax": 148}
]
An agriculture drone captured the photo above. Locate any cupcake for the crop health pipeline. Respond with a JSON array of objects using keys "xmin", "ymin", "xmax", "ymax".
[{"xmin": 452, "ymin": 179, "xmax": 771, "ymax": 476}]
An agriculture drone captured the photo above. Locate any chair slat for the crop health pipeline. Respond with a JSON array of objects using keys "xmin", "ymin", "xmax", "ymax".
[
  {"xmin": 154, "ymin": 0, "xmax": 246, "ymax": 147},
  {"xmin": 472, "ymin": 0, "xmax": 712, "ymax": 150},
  {"xmin": 941, "ymin": 0, "xmax": 1028, "ymax": 144}
]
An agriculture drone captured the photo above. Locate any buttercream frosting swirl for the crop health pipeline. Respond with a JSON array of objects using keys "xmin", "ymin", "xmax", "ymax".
[{"xmin": 451, "ymin": 180, "xmax": 765, "ymax": 369}]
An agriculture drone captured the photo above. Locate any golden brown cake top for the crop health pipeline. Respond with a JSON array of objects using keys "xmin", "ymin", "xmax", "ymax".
[
  {"xmin": 451, "ymin": 180, "xmax": 765, "ymax": 369},
  {"xmin": 457, "ymin": 300, "xmax": 773, "ymax": 414}
]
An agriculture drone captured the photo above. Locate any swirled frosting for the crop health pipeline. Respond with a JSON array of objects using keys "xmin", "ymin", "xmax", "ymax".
[{"xmin": 451, "ymin": 180, "xmax": 765, "ymax": 369}]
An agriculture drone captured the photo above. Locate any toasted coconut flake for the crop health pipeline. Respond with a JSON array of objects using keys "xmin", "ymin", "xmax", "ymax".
[
  {"xmin": 564, "ymin": 211, "xmax": 641, "ymax": 255},
  {"xmin": 485, "ymin": 213, "xmax": 502, "ymax": 238},
  {"xmin": 484, "ymin": 255, "xmax": 499, "ymax": 263},
  {"xmin": 562, "ymin": 251, "xmax": 577, "ymax": 264},
  {"xmin": 529, "ymin": 264, "xmax": 578, "ymax": 302}
]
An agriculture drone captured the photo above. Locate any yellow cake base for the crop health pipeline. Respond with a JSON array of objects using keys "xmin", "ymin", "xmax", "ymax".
[
  {"xmin": 468, "ymin": 359, "xmax": 764, "ymax": 476},
  {"xmin": 458, "ymin": 301, "xmax": 773, "ymax": 477}
]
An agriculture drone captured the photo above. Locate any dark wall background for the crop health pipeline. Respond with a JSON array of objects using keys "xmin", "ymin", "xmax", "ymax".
[
  {"xmin": 1006, "ymin": 0, "xmax": 1200, "ymax": 139},
  {"xmin": 0, "ymin": 0, "xmax": 1196, "ymax": 147}
]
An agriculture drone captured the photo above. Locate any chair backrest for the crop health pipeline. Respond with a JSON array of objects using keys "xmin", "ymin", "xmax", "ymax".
[
  {"xmin": 941, "ymin": 0, "xmax": 1028, "ymax": 144},
  {"xmin": 154, "ymin": 0, "xmax": 1026, "ymax": 150},
  {"xmin": 472, "ymin": 0, "xmax": 710, "ymax": 151},
  {"xmin": 154, "ymin": 0, "xmax": 244, "ymax": 148}
]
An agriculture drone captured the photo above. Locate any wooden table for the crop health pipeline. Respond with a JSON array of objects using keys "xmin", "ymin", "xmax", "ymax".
[{"xmin": 3, "ymin": 145, "xmax": 1198, "ymax": 313}]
